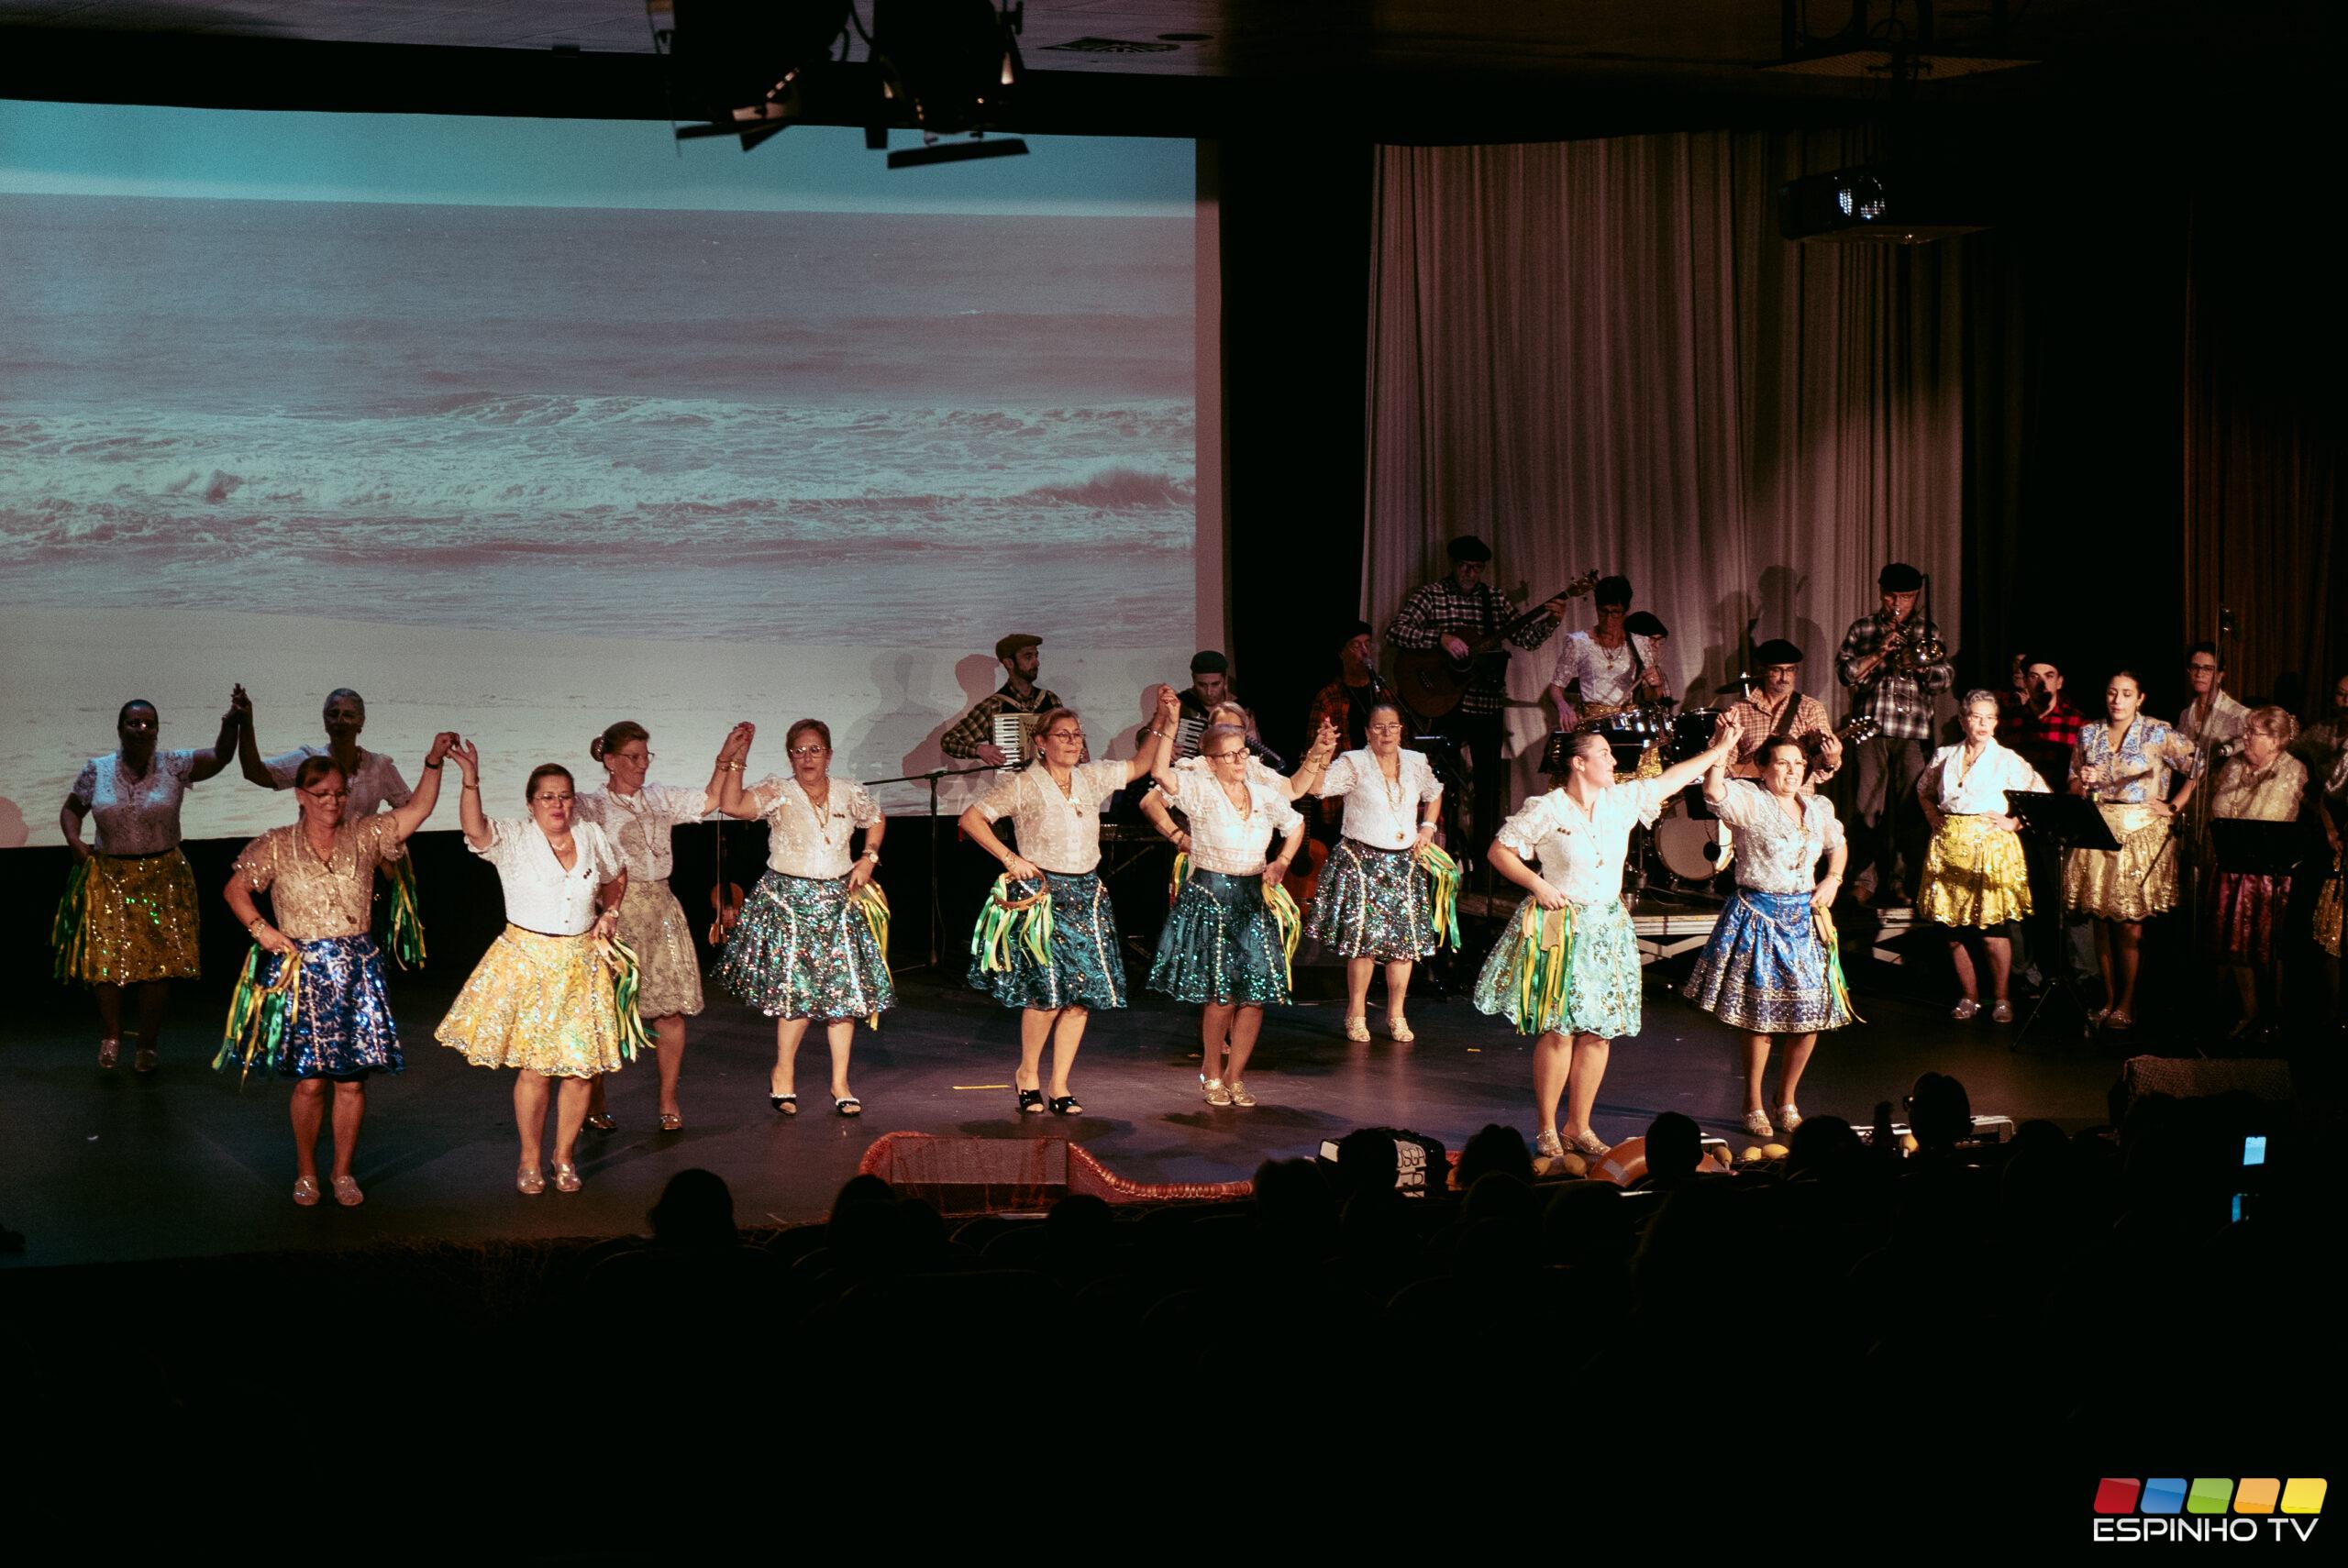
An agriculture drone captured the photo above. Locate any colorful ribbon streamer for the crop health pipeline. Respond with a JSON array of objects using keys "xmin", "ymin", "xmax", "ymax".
[
  {"xmin": 1814, "ymin": 905, "xmax": 1864, "ymax": 1023},
  {"xmin": 50, "ymin": 856, "xmax": 93, "ymax": 983},
  {"xmin": 384, "ymin": 854, "xmax": 426, "ymax": 970},
  {"xmin": 603, "ymin": 933, "xmax": 652, "ymax": 1064},
  {"xmin": 850, "ymin": 882, "xmax": 891, "ymax": 1029},
  {"xmin": 1509, "ymin": 900, "xmax": 1577, "ymax": 1037},
  {"xmin": 1417, "ymin": 842, "xmax": 1463, "ymax": 951},
  {"xmin": 1167, "ymin": 849, "xmax": 1191, "ymax": 906},
  {"xmin": 215, "ymin": 941, "xmax": 305, "ymax": 1081},
  {"xmin": 1263, "ymin": 878, "xmax": 1303, "ymax": 991},
  {"xmin": 972, "ymin": 874, "xmax": 1055, "ymax": 974}
]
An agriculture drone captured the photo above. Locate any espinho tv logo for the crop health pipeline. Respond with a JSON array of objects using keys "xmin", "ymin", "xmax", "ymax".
[{"xmin": 2092, "ymin": 1478, "xmax": 2325, "ymax": 1542}]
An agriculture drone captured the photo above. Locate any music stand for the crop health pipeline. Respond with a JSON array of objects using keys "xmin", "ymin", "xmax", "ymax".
[
  {"xmin": 2210, "ymin": 819, "xmax": 2298, "ymax": 878},
  {"xmin": 869, "ymin": 762, "xmax": 1004, "ymax": 971},
  {"xmin": 2007, "ymin": 791, "xmax": 2120, "ymax": 1048}
]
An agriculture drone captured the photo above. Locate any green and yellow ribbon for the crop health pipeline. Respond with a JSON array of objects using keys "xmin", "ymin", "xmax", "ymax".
[
  {"xmin": 50, "ymin": 857, "xmax": 93, "ymax": 983},
  {"xmin": 1815, "ymin": 905, "xmax": 1864, "ymax": 1023},
  {"xmin": 1508, "ymin": 900, "xmax": 1577, "ymax": 1037},
  {"xmin": 850, "ymin": 882, "xmax": 891, "ymax": 1029},
  {"xmin": 601, "ymin": 933, "xmax": 653, "ymax": 1063},
  {"xmin": 972, "ymin": 874, "xmax": 1055, "ymax": 974},
  {"xmin": 384, "ymin": 854, "xmax": 426, "ymax": 970},
  {"xmin": 215, "ymin": 942, "xmax": 305, "ymax": 1081},
  {"xmin": 1417, "ymin": 842, "xmax": 1463, "ymax": 951},
  {"xmin": 1263, "ymin": 879, "xmax": 1303, "ymax": 991},
  {"xmin": 1168, "ymin": 849, "xmax": 1191, "ymax": 905}
]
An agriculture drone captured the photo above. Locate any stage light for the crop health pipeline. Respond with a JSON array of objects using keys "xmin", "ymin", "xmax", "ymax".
[
  {"xmin": 871, "ymin": 0, "xmax": 1030, "ymax": 169},
  {"xmin": 649, "ymin": 0, "xmax": 855, "ymax": 150}
]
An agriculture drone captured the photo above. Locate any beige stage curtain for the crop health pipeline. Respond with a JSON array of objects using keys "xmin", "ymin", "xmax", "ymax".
[{"xmin": 1365, "ymin": 132, "xmax": 1966, "ymax": 801}]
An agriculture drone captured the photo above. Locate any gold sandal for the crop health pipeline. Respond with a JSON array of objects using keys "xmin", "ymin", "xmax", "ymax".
[
  {"xmin": 1388, "ymin": 1015, "xmax": 1415, "ymax": 1043},
  {"xmin": 1342, "ymin": 1016, "xmax": 1372, "ymax": 1043}
]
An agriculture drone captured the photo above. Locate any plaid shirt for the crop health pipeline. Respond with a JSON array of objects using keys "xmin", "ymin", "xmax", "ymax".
[
  {"xmin": 1999, "ymin": 692, "xmax": 2088, "ymax": 788},
  {"xmin": 941, "ymin": 684, "xmax": 1065, "ymax": 760},
  {"xmin": 1386, "ymin": 578, "xmax": 1561, "ymax": 716},
  {"xmin": 1723, "ymin": 691, "xmax": 1839, "ymax": 785},
  {"xmin": 1835, "ymin": 611, "xmax": 1953, "ymax": 742}
]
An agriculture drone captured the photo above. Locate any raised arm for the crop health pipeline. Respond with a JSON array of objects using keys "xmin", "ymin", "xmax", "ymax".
[
  {"xmin": 712, "ymin": 722, "xmax": 757, "ymax": 818},
  {"xmin": 386, "ymin": 733, "xmax": 456, "ymax": 842},
  {"xmin": 236, "ymin": 689, "xmax": 282, "ymax": 788},
  {"xmin": 450, "ymin": 738, "xmax": 493, "ymax": 850},
  {"xmin": 1654, "ymin": 712, "xmax": 1744, "ymax": 798},
  {"xmin": 1135, "ymin": 685, "xmax": 1183, "ymax": 790},
  {"xmin": 1285, "ymin": 720, "xmax": 1338, "ymax": 800},
  {"xmin": 188, "ymin": 685, "xmax": 249, "ymax": 784},
  {"xmin": 1702, "ymin": 749, "xmax": 1733, "ymax": 807}
]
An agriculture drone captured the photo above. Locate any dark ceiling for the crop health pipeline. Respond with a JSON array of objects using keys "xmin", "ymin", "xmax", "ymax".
[{"xmin": 0, "ymin": 1, "xmax": 2330, "ymax": 140}]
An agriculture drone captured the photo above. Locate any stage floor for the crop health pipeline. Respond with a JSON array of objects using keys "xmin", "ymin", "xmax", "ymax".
[{"xmin": 0, "ymin": 961, "xmax": 2123, "ymax": 1271}]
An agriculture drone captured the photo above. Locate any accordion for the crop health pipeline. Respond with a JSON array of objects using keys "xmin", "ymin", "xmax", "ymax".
[
  {"xmin": 1172, "ymin": 715, "xmax": 1207, "ymax": 760},
  {"xmin": 991, "ymin": 711, "xmax": 1041, "ymax": 767}
]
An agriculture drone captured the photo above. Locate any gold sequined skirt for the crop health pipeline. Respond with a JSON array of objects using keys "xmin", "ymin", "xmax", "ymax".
[
  {"xmin": 1918, "ymin": 815, "xmax": 2032, "ymax": 929},
  {"xmin": 2063, "ymin": 803, "xmax": 2181, "ymax": 922},
  {"xmin": 616, "ymin": 878, "xmax": 704, "ymax": 1020},
  {"xmin": 436, "ymin": 924, "xmax": 624, "ymax": 1079},
  {"xmin": 64, "ymin": 849, "xmax": 201, "ymax": 986}
]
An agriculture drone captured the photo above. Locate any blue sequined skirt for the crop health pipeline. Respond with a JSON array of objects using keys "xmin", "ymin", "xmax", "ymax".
[
  {"xmin": 967, "ymin": 869, "xmax": 1127, "ymax": 1011},
  {"xmin": 1304, "ymin": 840, "xmax": 1437, "ymax": 961},
  {"xmin": 1681, "ymin": 888, "xmax": 1849, "ymax": 1034},
  {"xmin": 1149, "ymin": 867, "xmax": 1291, "ymax": 1006},
  {"xmin": 255, "ymin": 933, "xmax": 402, "ymax": 1079},
  {"xmin": 1472, "ymin": 894, "xmax": 1643, "ymax": 1039},
  {"xmin": 716, "ymin": 869, "xmax": 895, "ymax": 1021}
]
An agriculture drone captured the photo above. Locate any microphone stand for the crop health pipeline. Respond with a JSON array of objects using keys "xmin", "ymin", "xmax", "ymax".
[{"xmin": 868, "ymin": 761, "xmax": 1004, "ymax": 971}]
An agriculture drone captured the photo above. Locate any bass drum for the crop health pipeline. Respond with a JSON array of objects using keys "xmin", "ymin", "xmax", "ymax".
[
  {"xmin": 1668, "ymin": 707, "xmax": 1722, "ymax": 764},
  {"xmin": 1654, "ymin": 798, "xmax": 1735, "ymax": 884}
]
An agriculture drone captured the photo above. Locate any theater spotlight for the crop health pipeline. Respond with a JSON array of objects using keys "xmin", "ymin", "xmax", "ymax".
[
  {"xmin": 870, "ymin": 0, "xmax": 1030, "ymax": 168},
  {"xmin": 649, "ymin": 0, "xmax": 854, "ymax": 152}
]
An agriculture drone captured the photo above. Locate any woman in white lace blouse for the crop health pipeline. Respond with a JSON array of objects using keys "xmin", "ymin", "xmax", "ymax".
[
  {"xmin": 573, "ymin": 718, "xmax": 746, "ymax": 1133},
  {"xmin": 1916, "ymin": 691, "xmax": 2051, "ymax": 1023},
  {"xmin": 715, "ymin": 718, "xmax": 894, "ymax": 1118},
  {"xmin": 1304, "ymin": 701, "xmax": 1445, "ymax": 1043},
  {"xmin": 1682, "ymin": 734, "xmax": 1852, "ymax": 1137},
  {"xmin": 1147, "ymin": 723, "xmax": 1308, "ymax": 1107}
]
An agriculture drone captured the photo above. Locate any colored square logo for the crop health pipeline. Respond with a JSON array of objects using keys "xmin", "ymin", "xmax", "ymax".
[
  {"xmin": 2142, "ymin": 1479, "xmax": 2188, "ymax": 1514},
  {"xmin": 2094, "ymin": 1479, "xmax": 2143, "ymax": 1514},
  {"xmin": 2281, "ymin": 1478, "xmax": 2327, "ymax": 1515},
  {"xmin": 2234, "ymin": 1479, "xmax": 2280, "ymax": 1515},
  {"xmin": 2187, "ymin": 1479, "xmax": 2233, "ymax": 1514}
]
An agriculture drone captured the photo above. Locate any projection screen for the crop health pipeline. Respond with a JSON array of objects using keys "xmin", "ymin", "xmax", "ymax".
[{"xmin": 0, "ymin": 101, "xmax": 1212, "ymax": 845}]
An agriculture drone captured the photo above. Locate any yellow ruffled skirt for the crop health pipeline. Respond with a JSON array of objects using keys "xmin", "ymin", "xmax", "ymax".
[
  {"xmin": 62, "ymin": 849, "xmax": 202, "ymax": 986},
  {"xmin": 1918, "ymin": 815, "xmax": 2032, "ymax": 929},
  {"xmin": 2063, "ymin": 803, "xmax": 2180, "ymax": 922},
  {"xmin": 436, "ymin": 924, "xmax": 624, "ymax": 1079}
]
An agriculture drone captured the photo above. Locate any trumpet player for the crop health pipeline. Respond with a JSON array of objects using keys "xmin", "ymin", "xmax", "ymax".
[{"xmin": 1835, "ymin": 562, "xmax": 1954, "ymax": 908}]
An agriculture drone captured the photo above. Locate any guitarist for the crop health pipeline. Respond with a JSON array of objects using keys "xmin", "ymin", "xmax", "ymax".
[
  {"xmin": 1386, "ymin": 536, "xmax": 1574, "ymax": 863},
  {"xmin": 1723, "ymin": 638, "xmax": 1845, "ymax": 792}
]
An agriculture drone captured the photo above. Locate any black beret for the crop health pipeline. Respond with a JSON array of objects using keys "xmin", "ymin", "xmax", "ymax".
[
  {"xmin": 1447, "ymin": 536, "xmax": 1492, "ymax": 562},
  {"xmin": 1877, "ymin": 562, "xmax": 1923, "ymax": 592},
  {"xmin": 1189, "ymin": 650, "xmax": 1229, "ymax": 675},
  {"xmin": 1624, "ymin": 611, "xmax": 1667, "ymax": 639},
  {"xmin": 1753, "ymin": 637, "xmax": 1803, "ymax": 665}
]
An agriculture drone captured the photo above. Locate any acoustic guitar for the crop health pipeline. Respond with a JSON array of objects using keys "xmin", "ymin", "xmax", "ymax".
[{"xmin": 1393, "ymin": 569, "xmax": 1601, "ymax": 719}]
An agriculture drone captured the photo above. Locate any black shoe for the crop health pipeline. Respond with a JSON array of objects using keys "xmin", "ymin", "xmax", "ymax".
[
  {"xmin": 1048, "ymin": 1095, "xmax": 1083, "ymax": 1117},
  {"xmin": 770, "ymin": 1093, "xmax": 798, "ymax": 1116},
  {"xmin": 1016, "ymin": 1088, "xmax": 1045, "ymax": 1115},
  {"xmin": 835, "ymin": 1096, "xmax": 862, "ymax": 1117}
]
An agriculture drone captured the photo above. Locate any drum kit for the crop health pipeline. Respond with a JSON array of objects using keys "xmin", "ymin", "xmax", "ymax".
[{"xmin": 1544, "ymin": 696, "xmax": 1739, "ymax": 894}]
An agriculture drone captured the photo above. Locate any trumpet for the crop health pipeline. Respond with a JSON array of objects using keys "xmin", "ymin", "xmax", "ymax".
[{"xmin": 1882, "ymin": 572, "xmax": 1947, "ymax": 674}]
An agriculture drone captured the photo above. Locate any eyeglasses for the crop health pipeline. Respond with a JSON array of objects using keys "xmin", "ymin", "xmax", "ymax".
[
  {"xmin": 1205, "ymin": 748, "xmax": 1247, "ymax": 761},
  {"xmin": 533, "ymin": 792, "xmax": 575, "ymax": 803},
  {"xmin": 613, "ymin": 751, "xmax": 654, "ymax": 764},
  {"xmin": 1046, "ymin": 730, "xmax": 1085, "ymax": 743},
  {"xmin": 301, "ymin": 788, "xmax": 350, "ymax": 801},
  {"xmin": 787, "ymin": 745, "xmax": 829, "ymax": 758},
  {"xmin": 1368, "ymin": 723, "xmax": 1404, "ymax": 734},
  {"xmin": 2187, "ymin": 662, "xmax": 2220, "ymax": 673}
]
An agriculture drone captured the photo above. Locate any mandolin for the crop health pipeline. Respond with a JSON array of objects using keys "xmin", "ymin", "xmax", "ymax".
[{"xmin": 1394, "ymin": 569, "xmax": 1602, "ymax": 719}]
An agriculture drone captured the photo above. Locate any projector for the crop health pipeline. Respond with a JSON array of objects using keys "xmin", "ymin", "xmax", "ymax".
[{"xmin": 1778, "ymin": 164, "xmax": 1988, "ymax": 244}]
